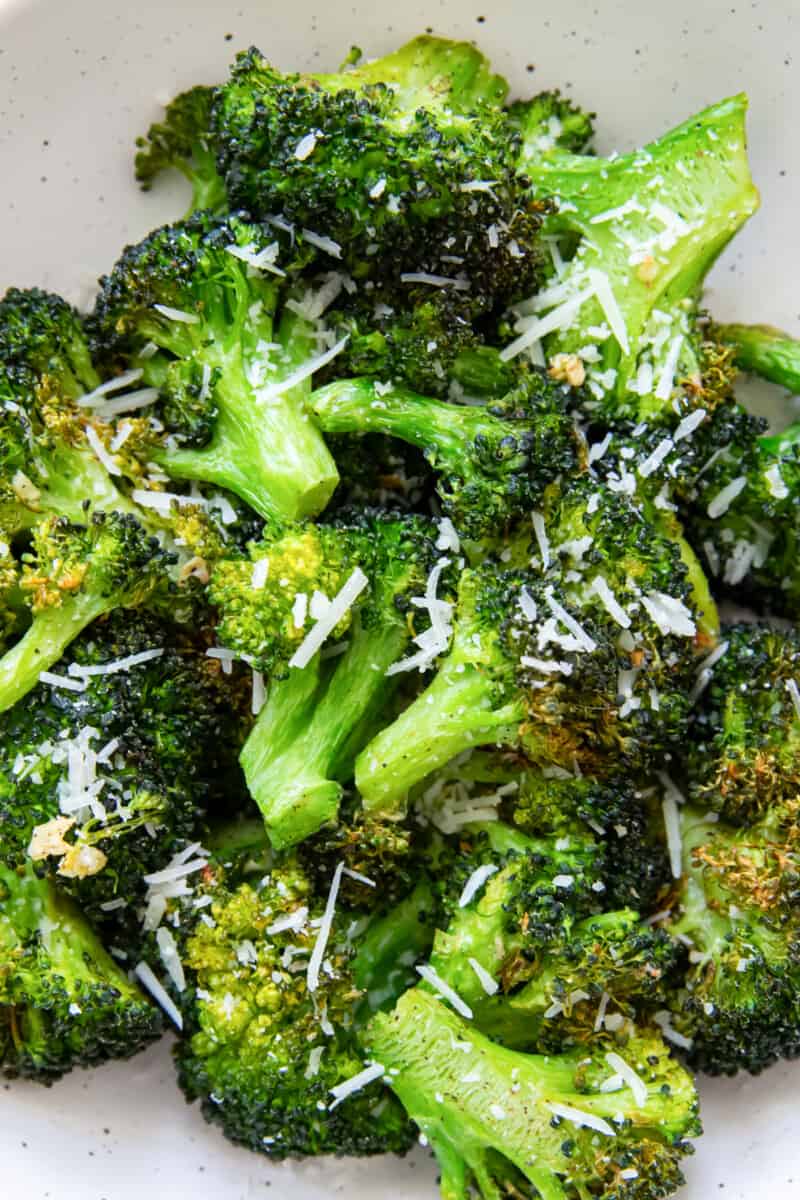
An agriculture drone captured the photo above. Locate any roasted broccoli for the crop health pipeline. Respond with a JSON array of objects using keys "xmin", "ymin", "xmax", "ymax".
[
  {"xmin": 714, "ymin": 321, "xmax": 800, "ymax": 394},
  {"xmin": 135, "ymin": 86, "xmax": 227, "ymax": 216},
  {"xmin": 309, "ymin": 371, "xmax": 581, "ymax": 537},
  {"xmin": 356, "ymin": 480, "xmax": 716, "ymax": 815},
  {"xmin": 659, "ymin": 803, "xmax": 800, "ymax": 1075},
  {"xmin": 0, "ymin": 863, "xmax": 161, "ymax": 1081},
  {"xmin": 210, "ymin": 37, "xmax": 544, "ymax": 314},
  {"xmin": 0, "ymin": 611, "xmax": 243, "ymax": 935},
  {"xmin": 0, "ymin": 512, "xmax": 175, "ymax": 711},
  {"xmin": 92, "ymin": 211, "xmax": 340, "ymax": 522},
  {"xmin": 507, "ymin": 95, "xmax": 758, "ymax": 422},
  {"xmin": 236, "ymin": 511, "xmax": 443, "ymax": 847}
]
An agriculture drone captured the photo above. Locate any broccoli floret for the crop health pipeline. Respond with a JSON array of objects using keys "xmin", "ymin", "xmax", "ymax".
[
  {"xmin": 238, "ymin": 511, "xmax": 443, "ymax": 847},
  {"xmin": 660, "ymin": 804, "xmax": 800, "ymax": 1075},
  {"xmin": 713, "ymin": 321, "xmax": 800, "ymax": 393},
  {"xmin": 0, "ymin": 512, "xmax": 175, "ymax": 712},
  {"xmin": 173, "ymin": 844, "xmax": 417, "ymax": 1158},
  {"xmin": 681, "ymin": 412, "xmax": 800, "ymax": 613},
  {"xmin": 412, "ymin": 820, "xmax": 674, "ymax": 1052},
  {"xmin": 209, "ymin": 520, "xmax": 372, "ymax": 676},
  {"xmin": 135, "ymin": 86, "xmax": 227, "ymax": 216},
  {"xmin": 91, "ymin": 211, "xmax": 339, "ymax": 522},
  {"xmin": 367, "ymin": 988, "xmax": 700, "ymax": 1200},
  {"xmin": 0, "ymin": 287, "xmax": 100, "ymax": 399},
  {"xmin": 0, "ymin": 612, "xmax": 243, "ymax": 934},
  {"xmin": 309, "ymin": 372, "xmax": 581, "ymax": 537},
  {"xmin": 507, "ymin": 89, "xmax": 596, "ymax": 158},
  {"xmin": 506, "ymin": 95, "xmax": 758, "ymax": 421},
  {"xmin": 683, "ymin": 623, "xmax": 800, "ymax": 823},
  {"xmin": 0, "ymin": 864, "xmax": 161, "ymax": 1081},
  {"xmin": 356, "ymin": 480, "xmax": 716, "ymax": 815},
  {"xmin": 209, "ymin": 37, "xmax": 544, "ymax": 315}
]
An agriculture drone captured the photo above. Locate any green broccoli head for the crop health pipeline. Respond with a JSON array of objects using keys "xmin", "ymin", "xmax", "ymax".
[
  {"xmin": 210, "ymin": 38, "xmax": 544, "ymax": 315},
  {"xmin": 662, "ymin": 805, "xmax": 800, "ymax": 1076},
  {"xmin": 356, "ymin": 481, "xmax": 715, "ymax": 815},
  {"xmin": 0, "ymin": 511, "xmax": 176, "ymax": 712},
  {"xmin": 367, "ymin": 988, "xmax": 700, "ymax": 1200},
  {"xmin": 683, "ymin": 411, "xmax": 800, "ymax": 615},
  {"xmin": 209, "ymin": 520, "xmax": 371, "ymax": 676},
  {"xmin": 173, "ymin": 846, "xmax": 415, "ymax": 1158},
  {"xmin": 135, "ymin": 85, "xmax": 227, "ymax": 216},
  {"xmin": 0, "ymin": 287, "xmax": 100, "ymax": 400},
  {"xmin": 0, "ymin": 611, "xmax": 242, "ymax": 935},
  {"xmin": 92, "ymin": 211, "xmax": 339, "ymax": 522},
  {"xmin": 507, "ymin": 88, "xmax": 596, "ymax": 158},
  {"xmin": 684, "ymin": 623, "xmax": 800, "ymax": 823},
  {"xmin": 237, "ymin": 510, "xmax": 445, "ymax": 848},
  {"xmin": 309, "ymin": 370, "xmax": 582, "ymax": 538},
  {"xmin": 0, "ymin": 864, "xmax": 161, "ymax": 1081}
]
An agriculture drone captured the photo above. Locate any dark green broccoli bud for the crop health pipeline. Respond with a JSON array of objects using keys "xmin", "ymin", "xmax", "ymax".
[
  {"xmin": 661, "ymin": 804, "xmax": 800, "ymax": 1075},
  {"xmin": 0, "ymin": 512, "xmax": 175, "ymax": 712},
  {"xmin": 0, "ymin": 537, "xmax": 24, "ymax": 648},
  {"xmin": 684, "ymin": 623, "xmax": 800, "ymax": 824},
  {"xmin": 0, "ymin": 612, "xmax": 242, "ymax": 935},
  {"xmin": 210, "ymin": 38, "xmax": 545, "ymax": 315},
  {"xmin": 425, "ymin": 821, "xmax": 674, "ymax": 1050},
  {"xmin": 135, "ymin": 86, "xmax": 227, "ymax": 216},
  {"xmin": 325, "ymin": 433, "xmax": 433, "ymax": 516},
  {"xmin": 173, "ymin": 845, "xmax": 416, "ymax": 1159},
  {"xmin": 506, "ymin": 96, "xmax": 758, "ymax": 421},
  {"xmin": 238, "ymin": 511, "xmax": 444, "ymax": 847},
  {"xmin": 91, "ymin": 211, "xmax": 339, "ymax": 522},
  {"xmin": 356, "ymin": 480, "xmax": 716, "ymax": 816},
  {"xmin": 0, "ymin": 864, "xmax": 161, "ymax": 1081},
  {"xmin": 320, "ymin": 294, "xmax": 501, "ymax": 400},
  {"xmin": 309, "ymin": 372, "xmax": 581, "ymax": 537},
  {"xmin": 0, "ymin": 287, "xmax": 100, "ymax": 400},
  {"xmin": 507, "ymin": 89, "xmax": 596, "ymax": 157},
  {"xmin": 681, "ymin": 411, "xmax": 800, "ymax": 614},
  {"xmin": 367, "ymin": 988, "xmax": 700, "ymax": 1200},
  {"xmin": 713, "ymin": 321, "xmax": 800, "ymax": 393}
]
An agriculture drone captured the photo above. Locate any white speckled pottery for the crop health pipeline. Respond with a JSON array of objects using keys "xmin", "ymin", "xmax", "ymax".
[{"xmin": 1, "ymin": 1, "xmax": 799, "ymax": 1196}]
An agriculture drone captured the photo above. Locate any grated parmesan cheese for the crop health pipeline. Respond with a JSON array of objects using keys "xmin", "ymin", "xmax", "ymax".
[
  {"xmin": 546, "ymin": 1102, "xmax": 614, "ymax": 1136},
  {"xmin": 641, "ymin": 592, "xmax": 696, "ymax": 638},
  {"xmin": 467, "ymin": 958, "xmax": 499, "ymax": 996},
  {"xmin": 256, "ymin": 335, "xmax": 349, "ymax": 405},
  {"xmin": 307, "ymin": 863, "xmax": 344, "ymax": 992},
  {"xmin": 707, "ymin": 476, "xmax": 746, "ymax": 519},
  {"xmin": 399, "ymin": 272, "xmax": 470, "ymax": 291},
  {"xmin": 156, "ymin": 926, "xmax": 186, "ymax": 992},
  {"xmin": 591, "ymin": 577, "xmax": 631, "ymax": 628},
  {"xmin": 134, "ymin": 961, "xmax": 183, "ymax": 1029},
  {"xmin": 415, "ymin": 964, "xmax": 473, "ymax": 1019},
  {"xmin": 531, "ymin": 511, "xmax": 551, "ymax": 570},
  {"xmin": 458, "ymin": 864, "xmax": 498, "ymax": 908},
  {"xmin": 153, "ymin": 304, "xmax": 199, "ymax": 324},
  {"xmin": 290, "ymin": 568, "xmax": 368, "ymax": 670},
  {"xmin": 605, "ymin": 1051, "xmax": 647, "ymax": 1107},
  {"xmin": 329, "ymin": 1062, "xmax": 385, "ymax": 1108}
]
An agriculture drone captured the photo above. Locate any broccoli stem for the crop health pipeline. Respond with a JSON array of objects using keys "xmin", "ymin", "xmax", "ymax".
[
  {"xmin": 310, "ymin": 377, "xmax": 515, "ymax": 461},
  {"xmin": 241, "ymin": 616, "xmax": 408, "ymax": 848},
  {"xmin": 0, "ymin": 592, "xmax": 109, "ymax": 712},
  {"xmin": 715, "ymin": 322, "xmax": 800, "ymax": 394},
  {"xmin": 155, "ymin": 365, "xmax": 338, "ymax": 521},
  {"xmin": 352, "ymin": 879, "xmax": 437, "ymax": 1012},
  {"xmin": 519, "ymin": 96, "xmax": 758, "ymax": 396},
  {"xmin": 356, "ymin": 662, "xmax": 523, "ymax": 816},
  {"xmin": 367, "ymin": 988, "xmax": 679, "ymax": 1200}
]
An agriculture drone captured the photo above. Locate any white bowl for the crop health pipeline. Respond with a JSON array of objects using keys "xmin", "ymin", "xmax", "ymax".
[{"xmin": 1, "ymin": 1, "xmax": 799, "ymax": 1196}]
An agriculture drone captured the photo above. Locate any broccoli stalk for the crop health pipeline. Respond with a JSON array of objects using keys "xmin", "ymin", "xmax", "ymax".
[
  {"xmin": 713, "ymin": 321, "xmax": 800, "ymax": 393},
  {"xmin": 0, "ymin": 513, "xmax": 174, "ymax": 712},
  {"xmin": 367, "ymin": 988, "xmax": 700, "ymax": 1200},
  {"xmin": 93, "ymin": 213, "xmax": 340, "ymax": 522},
  {"xmin": 0, "ymin": 864, "xmax": 161, "ymax": 1080},
  {"xmin": 239, "ymin": 513, "xmax": 442, "ymax": 847},
  {"xmin": 309, "ymin": 374, "xmax": 579, "ymax": 536},
  {"xmin": 508, "ymin": 96, "xmax": 759, "ymax": 420}
]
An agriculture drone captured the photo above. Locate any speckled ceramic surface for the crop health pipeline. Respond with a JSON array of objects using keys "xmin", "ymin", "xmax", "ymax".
[{"xmin": 1, "ymin": 1, "xmax": 799, "ymax": 1196}]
